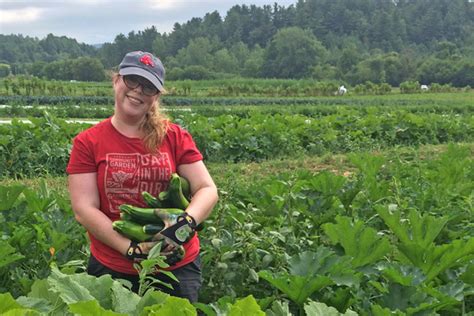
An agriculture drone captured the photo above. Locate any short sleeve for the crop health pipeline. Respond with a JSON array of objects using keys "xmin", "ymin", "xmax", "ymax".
[
  {"xmin": 173, "ymin": 125, "xmax": 203, "ymax": 166},
  {"xmin": 66, "ymin": 133, "xmax": 97, "ymax": 174}
]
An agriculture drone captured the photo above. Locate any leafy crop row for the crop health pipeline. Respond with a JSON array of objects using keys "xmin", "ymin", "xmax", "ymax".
[
  {"xmin": 1, "ymin": 111, "xmax": 472, "ymax": 178},
  {"xmin": 1, "ymin": 102, "xmax": 473, "ymax": 120}
]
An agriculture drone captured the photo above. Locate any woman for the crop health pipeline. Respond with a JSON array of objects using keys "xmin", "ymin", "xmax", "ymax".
[{"xmin": 67, "ymin": 51, "xmax": 218, "ymax": 302}]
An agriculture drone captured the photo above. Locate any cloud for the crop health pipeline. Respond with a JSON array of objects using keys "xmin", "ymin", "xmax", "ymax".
[
  {"xmin": 146, "ymin": 0, "xmax": 178, "ymax": 10},
  {"xmin": 0, "ymin": 0, "xmax": 297, "ymax": 44},
  {"xmin": 0, "ymin": 7, "xmax": 44, "ymax": 24}
]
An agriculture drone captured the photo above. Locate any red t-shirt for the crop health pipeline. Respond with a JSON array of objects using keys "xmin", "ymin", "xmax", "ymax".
[{"xmin": 66, "ymin": 117, "xmax": 203, "ymax": 274}]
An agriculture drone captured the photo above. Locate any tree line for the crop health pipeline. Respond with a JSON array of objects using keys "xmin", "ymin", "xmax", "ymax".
[{"xmin": 1, "ymin": 0, "xmax": 473, "ymax": 86}]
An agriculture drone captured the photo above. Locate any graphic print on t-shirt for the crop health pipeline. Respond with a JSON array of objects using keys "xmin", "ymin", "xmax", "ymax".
[{"xmin": 105, "ymin": 153, "xmax": 172, "ymax": 214}]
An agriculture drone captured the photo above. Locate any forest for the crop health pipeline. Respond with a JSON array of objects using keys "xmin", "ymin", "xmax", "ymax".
[{"xmin": 1, "ymin": 0, "xmax": 473, "ymax": 86}]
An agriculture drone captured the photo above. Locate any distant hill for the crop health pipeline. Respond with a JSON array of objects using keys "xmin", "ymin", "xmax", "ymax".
[{"xmin": 0, "ymin": 33, "xmax": 97, "ymax": 64}]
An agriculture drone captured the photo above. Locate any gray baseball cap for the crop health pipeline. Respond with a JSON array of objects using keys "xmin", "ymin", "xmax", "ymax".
[{"xmin": 119, "ymin": 51, "xmax": 165, "ymax": 92}]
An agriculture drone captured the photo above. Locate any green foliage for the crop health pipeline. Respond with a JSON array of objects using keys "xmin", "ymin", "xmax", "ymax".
[
  {"xmin": 262, "ymin": 27, "xmax": 327, "ymax": 78},
  {"xmin": 1, "ymin": 107, "xmax": 472, "ymax": 179},
  {"xmin": 0, "ymin": 112, "xmax": 86, "ymax": 178},
  {"xmin": 0, "ymin": 184, "xmax": 25, "ymax": 211},
  {"xmin": 0, "ymin": 265, "xmax": 270, "ymax": 315},
  {"xmin": 322, "ymin": 216, "xmax": 391, "ymax": 268},
  {"xmin": 258, "ymin": 248, "xmax": 356, "ymax": 308},
  {"xmin": 400, "ymin": 81, "xmax": 420, "ymax": 94},
  {"xmin": 228, "ymin": 296, "xmax": 265, "ymax": 316},
  {"xmin": 304, "ymin": 301, "xmax": 357, "ymax": 316},
  {"xmin": 0, "ymin": 181, "xmax": 86, "ymax": 296},
  {"xmin": 39, "ymin": 57, "xmax": 106, "ymax": 81},
  {"xmin": 376, "ymin": 206, "xmax": 474, "ymax": 281},
  {"xmin": 0, "ymin": 64, "xmax": 11, "ymax": 78},
  {"xmin": 0, "ymin": 142, "xmax": 473, "ymax": 314}
]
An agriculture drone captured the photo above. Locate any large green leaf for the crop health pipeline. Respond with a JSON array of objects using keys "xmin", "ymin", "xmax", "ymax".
[
  {"xmin": 308, "ymin": 171, "xmax": 346, "ymax": 196},
  {"xmin": 23, "ymin": 187, "xmax": 56, "ymax": 213},
  {"xmin": 348, "ymin": 153, "xmax": 389, "ymax": 201},
  {"xmin": 16, "ymin": 297, "xmax": 52, "ymax": 314},
  {"xmin": 0, "ymin": 293, "xmax": 23, "ymax": 313},
  {"xmin": 304, "ymin": 301, "xmax": 358, "ymax": 316},
  {"xmin": 69, "ymin": 300, "xmax": 127, "ymax": 315},
  {"xmin": 381, "ymin": 263, "xmax": 425, "ymax": 286},
  {"xmin": 379, "ymin": 283, "xmax": 419, "ymax": 311},
  {"xmin": 0, "ymin": 184, "xmax": 25, "ymax": 211},
  {"xmin": 423, "ymin": 238, "xmax": 474, "ymax": 281},
  {"xmin": 28, "ymin": 278, "xmax": 68, "ymax": 315},
  {"xmin": 289, "ymin": 248, "xmax": 336, "ymax": 276},
  {"xmin": 337, "ymin": 178, "xmax": 362, "ymax": 212},
  {"xmin": 370, "ymin": 305, "xmax": 404, "ymax": 316},
  {"xmin": 379, "ymin": 282, "xmax": 461, "ymax": 314},
  {"xmin": 135, "ymin": 290, "xmax": 169, "ymax": 315},
  {"xmin": 0, "ymin": 240, "xmax": 25, "ymax": 268},
  {"xmin": 460, "ymin": 263, "xmax": 474, "ymax": 285},
  {"xmin": 69, "ymin": 273, "xmax": 115, "ymax": 309},
  {"xmin": 288, "ymin": 248, "xmax": 354, "ymax": 278},
  {"xmin": 424, "ymin": 281, "xmax": 465, "ymax": 303},
  {"xmin": 193, "ymin": 296, "xmax": 235, "ymax": 316},
  {"xmin": 259, "ymin": 248, "xmax": 358, "ymax": 306},
  {"xmin": 192, "ymin": 303, "xmax": 216, "ymax": 316},
  {"xmin": 258, "ymin": 271, "xmax": 332, "ymax": 307},
  {"xmin": 322, "ymin": 215, "xmax": 391, "ymax": 267},
  {"xmin": 110, "ymin": 279, "xmax": 141, "ymax": 315},
  {"xmin": 2, "ymin": 309, "xmax": 42, "ymax": 316},
  {"xmin": 376, "ymin": 206, "xmax": 448, "ymax": 253},
  {"xmin": 376, "ymin": 206, "xmax": 474, "ymax": 281},
  {"xmin": 0, "ymin": 294, "xmax": 41, "ymax": 315},
  {"xmin": 47, "ymin": 266, "xmax": 95, "ymax": 304},
  {"xmin": 289, "ymin": 249, "xmax": 359, "ymax": 287},
  {"xmin": 144, "ymin": 296, "xmax": 197, "ymax": 315},
  {"xmin": 228, "ymin": 295, "xmax": 265, "ymax": 316},
  {"xmin": 265, "ymin": 300, "xmax": 291, "ymax": 316}
]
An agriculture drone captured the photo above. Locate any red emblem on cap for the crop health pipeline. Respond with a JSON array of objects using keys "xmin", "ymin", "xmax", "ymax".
[{"xmin": 140, "ymin": 55, "xmax": 155, "ymax": 67}]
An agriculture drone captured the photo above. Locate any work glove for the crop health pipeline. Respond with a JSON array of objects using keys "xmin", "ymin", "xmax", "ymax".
[
  {"xmin": 124, "ymin": 240, "xmax": 151, "ymax": 263},
  {"xmin": 150, "ymin": 211, "xmax": 197, "ymax": 265},
  {"xmin": 125, "ymin": 239, "xmax": 186, "ymax": 265},
  {"xmin": 153, "ymin": 210, "xmax": 197, "ymax": 245}
]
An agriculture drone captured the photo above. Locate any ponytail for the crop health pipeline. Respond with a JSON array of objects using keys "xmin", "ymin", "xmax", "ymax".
[{"xmin": 140, "ymin": 98, "xmax": 170, "ymax": 153}]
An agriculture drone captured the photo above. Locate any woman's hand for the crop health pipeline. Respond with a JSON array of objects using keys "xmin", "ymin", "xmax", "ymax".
[{"xmin": 129, "ymin": 239, "xmax": 185, "ymax": 265}]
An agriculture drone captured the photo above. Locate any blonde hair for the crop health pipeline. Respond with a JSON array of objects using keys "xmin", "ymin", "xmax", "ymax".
[
  {"xmin": 113, "ymin": 73, "xmax": 170, "ymax": 153},
  {"xmin": 140, "ymin": 98, "xmax": 170, "ymax": 153}
]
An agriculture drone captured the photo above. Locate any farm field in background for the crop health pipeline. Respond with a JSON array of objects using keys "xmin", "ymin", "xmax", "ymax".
[{"xmin": 0, "ymin": 80, "xmax": 473, "ymax": 315}]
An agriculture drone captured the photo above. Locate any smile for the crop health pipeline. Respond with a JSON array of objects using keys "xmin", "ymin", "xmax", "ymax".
[{"xmin": 127, "ymin": 95, "xmax": 143, "ymax": 105}]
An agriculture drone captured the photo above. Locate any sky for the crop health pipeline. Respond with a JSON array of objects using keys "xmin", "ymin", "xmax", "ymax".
[{"xmin": 0, "ymin": 0, "xmax": 297, "ymax": 45}]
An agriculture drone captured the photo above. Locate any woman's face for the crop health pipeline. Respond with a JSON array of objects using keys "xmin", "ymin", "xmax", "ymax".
[{"xmin": 113, "ymin": 75, "xmax": 160, "ymax": 121}]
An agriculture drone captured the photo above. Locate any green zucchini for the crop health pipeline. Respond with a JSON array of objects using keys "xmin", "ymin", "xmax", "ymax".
[
  {"xmin": 112, "ymin": 220, "xmax": 153, "ymax": 242},
  {"xmin": 158, "ymin": 173, "xmax": 190, "ymax": 209},
  {"xmin": 178, "ymin": 175, "xmax": 191, "ymax": 199},
  {"xmin": 142, "ymin": 191, "xmax": 162, "ymax": 208},
  {"xmin": 143, "ymin": 223, "xmax": 165, "ymax": 234},
  {"xmin": 119, "ymin": 204, "xmax": 163, "ymax": 224}
]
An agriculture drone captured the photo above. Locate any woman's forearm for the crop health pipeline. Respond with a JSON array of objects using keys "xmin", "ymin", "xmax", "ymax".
[
  {"xmin": 185, "ymin": 186, "xmax": 218, "ymax": 224},
  {"xmin": 69, "ymin": 173, "xmax": 131, "ymax": 256},
  {"xmin": 74, "ymin": 206, "xmax": 131, "ymax": 255}
]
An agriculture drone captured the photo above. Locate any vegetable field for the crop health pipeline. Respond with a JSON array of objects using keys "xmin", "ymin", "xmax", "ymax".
[{"xmin": 0, "ymin": 87, "xmax": 473, "ymax": 315}]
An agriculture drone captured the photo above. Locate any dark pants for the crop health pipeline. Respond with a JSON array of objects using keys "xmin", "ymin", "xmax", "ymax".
[{"xmin": 87, "ymin": 255, "xmax": 202, "ymax": 302}]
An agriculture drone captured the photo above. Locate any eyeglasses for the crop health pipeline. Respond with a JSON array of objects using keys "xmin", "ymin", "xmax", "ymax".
[{"xmin": 122, "ymin": 75, "xmax": 159, "ymax": 96}]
